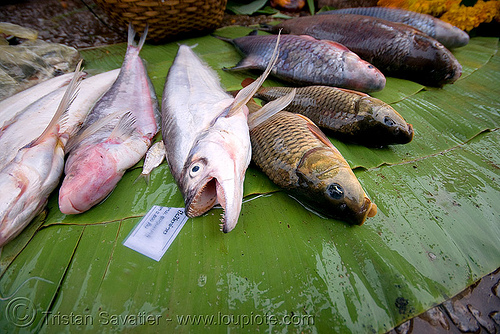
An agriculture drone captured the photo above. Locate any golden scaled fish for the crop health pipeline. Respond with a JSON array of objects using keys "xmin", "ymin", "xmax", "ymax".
[
  {"xmin": 248, "ymin": 98, "xmax": 377, "ymax": 225},
  {"xmin": 254, "ymin": 84, "xmax": 413, "ymax": 147}
]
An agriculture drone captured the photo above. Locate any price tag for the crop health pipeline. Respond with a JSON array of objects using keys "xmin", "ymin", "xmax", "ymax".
[{"xmin": 123, "ymin": 206, "xmax": 188, "ymax": 261}]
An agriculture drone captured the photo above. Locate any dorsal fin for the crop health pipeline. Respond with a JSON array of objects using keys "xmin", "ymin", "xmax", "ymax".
[
  {"xmin": 109, "ymin": 111, "xmax": 137, "ymax": 140},
  {"xmin": 65, "ymin": 109, "xmax": 130, "ymax": 153},
  {"xmin": 336, "ymin": 87, "xmax": 370, "ymax": 97},
  {"xmin": 248, "ymin": 89, "xmax": 296, "ymax": 130},
  {"xmin": 225, "ymin": 31, "xmax": 282, "ymax": 118}
]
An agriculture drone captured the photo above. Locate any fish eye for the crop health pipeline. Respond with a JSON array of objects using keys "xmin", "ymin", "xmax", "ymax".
[
  {"xmin": 368, "ymin": 65, "xmax": 374, "ymax": 69},
  {"xmin": 327, "ymin": 183, "xmax": 344, "ymax": 200},
  {"xmin": 189, "ymin": 163, "xmax": 202, "ymax": 177},
  {"xmin": 384, "ymin": 116, "xmax": 395, "ymax": 127}
]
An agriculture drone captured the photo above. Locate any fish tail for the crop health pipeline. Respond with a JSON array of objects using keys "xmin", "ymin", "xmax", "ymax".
[
  {"xmin": 133, "ymin": 172, "xmax": 150, "ymax": 185},
  {"xmin": 248, "ymin": 89, "xmax": 296, "ymax": 130},
  {"xmin": 212, "ymin": 34, "xmax": 233, "ymax": 44},
  {"xmin": 128, "ymin": 23, "xmax": 148, "ymax": 50},
  {"xmin": 29, "ymin": 60, "xmax": 83, "ymax": 147},
  {"xmin": 226, "ymin": 31, "xmax": 282, "ymax": 117}
]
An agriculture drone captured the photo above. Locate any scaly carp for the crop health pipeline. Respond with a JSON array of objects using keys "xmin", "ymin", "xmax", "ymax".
[
  {"xmin": 248, "ymin": 100, "xmax": 377, "ymax": 225},
  {"xmin": 254, "ymin": 85, "xmax": 413, "ymax": 146},
  {"xmin": 161, "ymin": 35, "xmax": 281, "ymax": 233},
  {"xmin": 58, "ymin": 25, "xmax": 160, "ymax": 214},
  {"xmin": 320, "ymin": 7, "xmax": 469, "ymax": 49},
  {"xmin": 267, "ymin": 14, "xmax": 462, "ymax": 87},
  {"xmin": 220, "ymin": 33, "xmax": 385, "ymax": 93}
]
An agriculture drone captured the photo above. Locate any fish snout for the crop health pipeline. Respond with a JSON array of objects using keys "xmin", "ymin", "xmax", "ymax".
[{"xmin": 59, "ymin": 147, "xmax": 122, "ymax": 214}]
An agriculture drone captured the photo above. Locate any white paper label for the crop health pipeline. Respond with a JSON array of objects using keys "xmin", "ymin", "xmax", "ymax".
[{"xmin": 123, "ymin": 206, "xmax": 188, "ymax": 261}]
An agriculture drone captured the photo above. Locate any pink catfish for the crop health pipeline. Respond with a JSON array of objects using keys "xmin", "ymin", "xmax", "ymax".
[{"xmin": 58, "ymin": 25, "xmax": 160, "ymax": 214}]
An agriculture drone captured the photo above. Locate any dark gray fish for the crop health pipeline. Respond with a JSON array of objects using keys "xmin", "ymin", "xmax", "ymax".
[
  {"xmin": 268, "ymin": 14, "xmax": 462, "ymax": 87},
  {"xmin": 219, "ymin": 33, "xmax": 386, "ymax": 93},
  {"xmin": 255, "ymin": 85, "xmax": 413, "ymax": 147},
  {"xmin": 320, "ymin": 7, "xmax": 469, "ymax": 49}
]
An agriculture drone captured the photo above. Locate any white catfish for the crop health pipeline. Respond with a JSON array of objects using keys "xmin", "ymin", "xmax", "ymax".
[
  {"xmin": 0, "ymin": 72, "xmax": 76, "ymax": 129},
  {"xmin": 58, "ymin": 25, "xmax": 160, "ymax": 214},
  {"xmin": 161, "ymin": 34, "xmax": 281, "ymax": 233},
  {"xmin": 0, "ymin": 61, "xmax": 83, "ymax": 247},
  {"xmin": 0, "ymin": 69, "xmax": 119, "ymax": 171}
]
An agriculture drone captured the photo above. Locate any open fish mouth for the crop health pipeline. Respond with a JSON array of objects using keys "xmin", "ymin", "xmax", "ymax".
[
  {"xmin": 357, "ymin": 197, "xmax": 378, "ymax": 225},
  {"xmin": 186, "ymin": 177, "xmax": 218, "ymax": 218},
  {"xmin": 185, "ymin": 175, "xmax": 238, "ymax": 233}
]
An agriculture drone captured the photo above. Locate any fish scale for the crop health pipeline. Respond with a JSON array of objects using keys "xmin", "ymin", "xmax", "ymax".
[
  {"xmin": 255, "ymin": 85, "xmax": 413, "ymax": 146},
  {"xmin": 249, "ymin": 108, "xmax": 377, "ymax": 225},
  {"xmin": 269, "ymin": 14, "xmax": 462, "ymax": 87},
  {"xmin": 222, "ymin": 34, "xmax": 386, "ymax": 93},
  {"xmin": 321, "ymin": 7, "xmax": 470, "ymax": 49}
]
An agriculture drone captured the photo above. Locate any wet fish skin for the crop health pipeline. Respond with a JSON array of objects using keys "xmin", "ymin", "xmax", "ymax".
[
  {"xmin": 255, "ymin": 85, "xmax": 413, "ymax": 146},
  {"xmin": 162, "ymin": 35, "xmax": 281, "ymax": 233},
  {"xmin": 58, "ymin": 25, "xmax": 160, "ymax": 215},
  {"xmin": 222, "ymin": 34, "xmax": 386, "ymax": 93},
  {"xmin": 0, "ymin": 61, "xmax": 83, "ymax": 247},
  {"xmin": 320, "ymin": 7, "xmax": 469, "ymax": 49},
  {"xmin": 0, "ymin": 72, "xmax": 76, "ymax": 129},
  {"xmin": 248, "ymin": 107, "xmax": 377, "ymax": 225},
  {"xmin": 270, "ymin": 14, "xmax": 462, "ymax": 87},
  {"xmin": 0, "ymin": 69, "xmax": 119, "ymax": 171}
]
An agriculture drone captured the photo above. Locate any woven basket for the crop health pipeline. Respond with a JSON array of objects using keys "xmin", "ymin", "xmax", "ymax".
[{"xmin": 94, "ymin": 0, "xmax": 228, "ymax": 42}]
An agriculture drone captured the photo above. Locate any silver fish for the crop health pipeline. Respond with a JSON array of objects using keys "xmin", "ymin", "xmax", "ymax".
[
  {"xmin": 0, "ymin": 61, "xmax": 83, "ymax": 247},
  {"xmin": 58, "ymin": 25, "xmax": 160, "ymax": 215},
  {"xmin": 161, "ymin": 35, "xmax": 281, "ymax": 233},
  {"xmin": 137, "ymin": 140, "xmax": 165, "ymax": 184},
  {"xmin": 0, "ymin": 72, "xmax": 76, "ymax": 130},
  {"xmin": 320, "ymin": 7, "xmax": 469, "ymax": 49},
  {"xmin": 0, "ymin": 69, "xmax": 119, "ymax": 171}
]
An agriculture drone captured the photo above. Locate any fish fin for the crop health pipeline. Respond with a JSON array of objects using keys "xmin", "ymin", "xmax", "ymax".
[
  {"xmin": 248, "ymin": 89, "xmax": 296, "ymax": 130},
  {"xmin": 223, "ymin": 55, "xmax": 262, "ymax": 72},
  {"xmin": 128, "ymin": 23, "xmax": 148, "ymax": 50},
  {"xmin": 28, "ymin": 59, "xmax": 83, "ymax": 147},
  {"xmin": 298, "ymin": 115, "xmax": 335, "ymax": 149},
  {"xmin": 241, "ymin": 78, "xmax": 256, "ymax": 88},
  {"xmin": 336, "ymin": 87, "xmax": 370, "ymax": 97},
  {"xmin": 134, "ymin": 172, "xmax": 150, "ymax": 185},
  {"xmin": 212, "ymin": 34, "xmax": 233, "ymax": 43},
  {"xmin": 225, "ymin": 31, "xmax": 282, "ymax": 117},
  {"xmin": 318, "ymin": 38, "xmax": 352, "ymax": 52},
  {"xmin": 109, "ymin": 111, "xmax": 137, "ymax": 140},
  {"xmin": 65, "ymin": 109, "xmax": 130, "ymax": 152}
]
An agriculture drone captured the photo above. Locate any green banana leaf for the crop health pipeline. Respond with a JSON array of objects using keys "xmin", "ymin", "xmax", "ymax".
[{"xmin": 0, "ymin": 26, "xmax": 499, "ymax": 333}]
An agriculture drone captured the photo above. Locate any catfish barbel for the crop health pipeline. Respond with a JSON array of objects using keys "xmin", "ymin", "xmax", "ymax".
[
  {"xmin": 267, "ymin": 14, "xmax": 462, "ymax": 87},
  {"xmin": 161, "ymin": 34, "xmax": 281, "ymax": 233},
  {"xmin": 219, "ymin": 33, "xmax": 385, "ymax": 93},
  {"xmin": 248, "ymin": 98, "xmax": 377, "ymax": 225},
  {"xmin": 254, "ymin": 85, "xmax": 413, "ymax": 146},
  {"xmin": 320, "ymin": 7, "xmax": 469, "ymax": 49}
]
